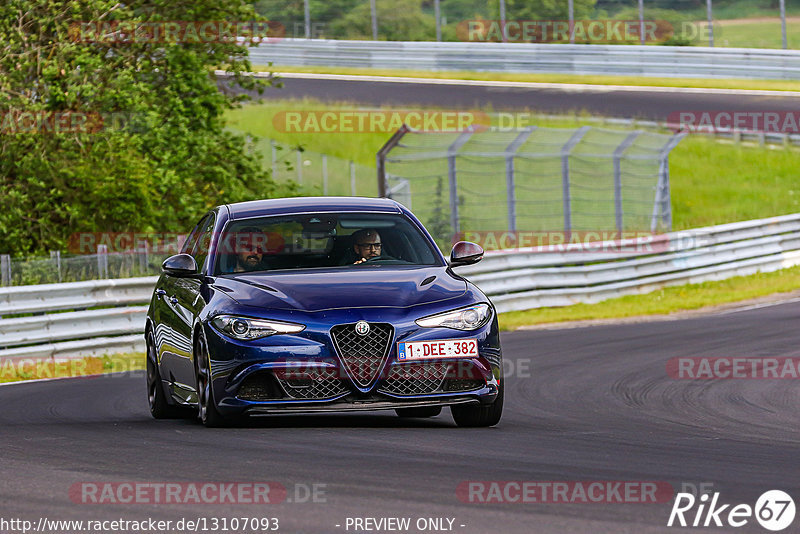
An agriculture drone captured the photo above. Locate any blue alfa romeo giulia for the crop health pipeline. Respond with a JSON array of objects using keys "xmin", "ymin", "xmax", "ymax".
[{"xmin": 145, "ymin": 197, "xmax": 503, "ymax": 427}]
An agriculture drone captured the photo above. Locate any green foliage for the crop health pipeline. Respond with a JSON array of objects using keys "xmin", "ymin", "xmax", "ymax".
[
  {"xmin": 334, "ymin": 0, "xmax": 436, "ymax": 40},
  {"xmin": 0, "ymin": 0, "xmax": 285, "ymax": 257},
  {"xmin": 487, "ymin": 0, "xmax": 597, "ymax": 20}
]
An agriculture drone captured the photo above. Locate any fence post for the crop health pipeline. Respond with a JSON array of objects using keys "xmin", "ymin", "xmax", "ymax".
[
  {"xmin": 706, "ymin": 0, "xmax": 714, "ymax": 47},
  {"xmin": 97, "ymin": 244, "xmax": 109, "ymax": 280},
  {"xmin": 322, "ymin": 154, "xmax": 328, "ymax": 195},
  {"xmin": 370, "ymin": 0, "xmax": 378, "ymax": 40},
  {"xmin": 136, "ymin": 238, "xmax": 148, "ymax": 273},
  {"xmin": 447, "ymin": 130, "xmax": 475, "ymax": 236},
  {"xmin": 350, "ymin": 161, "xmax": 357, "ymax": 196},
  {"xmin": 638, "ymin": 0, "xmax": 645, "ymax": 45},
  {"xmin": 560, "ymin": 126, "xmax": 591, "ymax": 240},
  {"xmin": 376, "ymin": 124, "xmax": 411, "ymax": 198},
  {"xmin": 612, "ymin": 131, "xmax": 641, "ymax": 234},
  {"xmin": 434, "ymin": 0, "xmax": 442, "ymax": 41},
  {"xmin": 271, "ymin": 140, "xmax": 277, "ymax": 178},
  {"xmin": 50, "ymin": 250, "xmax": 62, "ymax": 283},
  {"xmin": 304, "ymin": 0, "xmax": 311, "ymax": 39},
  {"xmin": 652, "ymin": 131, "xmax": 686, "ymax": 232},
  {"xmin": 296, "ymin": 150, "xmax": 303, "ymax": 185},
  {"xmin": 505, "ymin": 127, "xmax": 535, "ymax": 233},
  {"xmin": 1, "ymin": 254, "xmax": 10, "ymax": 286},
  {"xmin": 781, "ymin": 0, "xmax": 788, "ymax": 49}
]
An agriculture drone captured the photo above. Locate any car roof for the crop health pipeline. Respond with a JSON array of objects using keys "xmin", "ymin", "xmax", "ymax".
[{"xmin": 225, "ymin": 197, "xmax": 403, "ymax": 220}]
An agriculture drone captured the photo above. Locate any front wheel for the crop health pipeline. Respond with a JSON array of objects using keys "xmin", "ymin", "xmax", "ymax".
[
  {"xmin": 195, "ymin": 334, "xmax": 228, "ymax": 428},
  {"xmin": 451, "ymin": 381, "xmax": 503, "ymax": 427}
]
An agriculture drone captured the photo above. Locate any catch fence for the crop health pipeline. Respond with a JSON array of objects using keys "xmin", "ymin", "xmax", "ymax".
[{"xmin": 378, "ymin": 125, "xmax": 686, "ymax": 245}]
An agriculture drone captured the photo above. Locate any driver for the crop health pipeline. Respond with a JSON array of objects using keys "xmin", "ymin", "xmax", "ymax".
[
  {"xmin": 352, "ymin": 228, "xmax": 383, "ymax": 264},
  {"xmin": 232, "ymin": 227, "xmax": 267, "ymax": 272}
]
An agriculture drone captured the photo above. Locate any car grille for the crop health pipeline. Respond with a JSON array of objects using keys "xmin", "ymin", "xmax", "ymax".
[
  {"xmin": 379, "ymin": 361, "xmax": 486, "ymax": 396},
  {"xmin": 330, "ymin": 322, "xmax": 393, "ymax": 388},
  {"xmin": 274, "ymin": 367, "xmax": 349, "ymax": 400}
]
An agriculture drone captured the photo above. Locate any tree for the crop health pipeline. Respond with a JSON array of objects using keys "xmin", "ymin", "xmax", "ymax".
[
  {"xmin": 333, "ymin": 0, "xmax": 436, "ymax": 40},
  {"xmin": 0, "ymin": 0, "xmax": 283, "ymax": 256}
]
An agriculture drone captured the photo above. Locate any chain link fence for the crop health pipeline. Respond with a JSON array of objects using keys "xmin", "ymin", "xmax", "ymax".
[
  {"xmin": 380, "ymin": 125, "xmax": 686, "ymax": 247},
  {"xmin": 254, "ymin": 137, "xmax": 379, "ymax": 197},
  {"xmin": 0, "ymin": 248, "xmax": 173, "ymax": 287}
]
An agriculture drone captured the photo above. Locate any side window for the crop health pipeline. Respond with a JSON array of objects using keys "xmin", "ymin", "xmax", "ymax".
[
  {"xmin": 191, "ymin": 213, "xmax": 216, "ymax": 272},
  {"xmin": 181, "ymin": 214, "xmax": 208, "ymax": 255}
]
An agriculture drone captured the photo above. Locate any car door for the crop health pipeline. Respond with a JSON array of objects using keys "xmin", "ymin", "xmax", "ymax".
[{"xmin": 159, "ymin": 212, "xmax": 215, "ymax": 403}]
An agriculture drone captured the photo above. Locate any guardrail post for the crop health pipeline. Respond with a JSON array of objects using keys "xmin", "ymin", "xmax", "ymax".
[
  {"xmin": 1, "ymin": 254, "xmax": 10, "ymax": 286},
  {"xmin": 613, "ymin": 131, "xmax": 641, "ymax": 234},
  {"xmin": 447, "ymin": 130, "xmax": 475, "ymax": 236},
  {"xmin": 97, "ymin": 244, "xmax": 109, "ymax": 280},
  {"xmin": 50, "ymin": 250, "xmax": 62, "ymax": 283},
  {"xmin": 505, "ymin": 127, "xmax": 535, "ymax": 233},
  {"xmin": 560, "ymin": 126, "xmax": 591, "ymax": 240}
]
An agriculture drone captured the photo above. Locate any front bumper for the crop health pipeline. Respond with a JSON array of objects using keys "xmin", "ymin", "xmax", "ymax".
[
  {"xmin": 202, "ymin": 306, "xmax": 503, "ymax": 417},
  {"xmin": 245, "ymin": 396, "xmax": 483, "ymax": 415}
]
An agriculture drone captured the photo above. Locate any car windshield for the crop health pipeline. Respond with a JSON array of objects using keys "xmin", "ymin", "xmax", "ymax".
[{"xmin": 214, "ymin": 212, "xmax": 442, "ymax": 274}]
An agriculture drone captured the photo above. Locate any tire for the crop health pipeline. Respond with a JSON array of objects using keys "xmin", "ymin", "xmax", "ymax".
[
  {"xmin": 451, "ymin": 380, "xmax": 503, "ymax": 428},
  {"xmin": 146, "ymin": 331, "xmax": 186, "ymax": 419},
  {"xmin": 395, "ymin": 406, "xmax": 442, "ymax": 418},
  {"xmin": 195, "ymin": 333, "xmax": 228, "ymax": 428}
]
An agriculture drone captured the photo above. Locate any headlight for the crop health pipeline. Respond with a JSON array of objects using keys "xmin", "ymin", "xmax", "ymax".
[
  {"xmin": 210, "ymin": 315, "xmax": 305, "ymax": 340},
  {"xmin": 415, "ymin": 303, "xmax": 492, "ymax": 331}
]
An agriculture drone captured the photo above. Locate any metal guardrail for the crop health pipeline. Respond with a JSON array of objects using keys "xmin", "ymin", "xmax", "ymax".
[
  {"xmin": 457, "ymin": 212, "xmax": 800, "ymax": 312},
  {"xmin": 250, "ymin": 40, "xmax": 800, "ymax": 80},
  {"xmin": 3, "ymin": 212, "xmax": 800, "ymax": 360}
]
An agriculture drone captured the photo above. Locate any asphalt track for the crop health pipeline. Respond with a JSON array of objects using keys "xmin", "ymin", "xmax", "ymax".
[
  {"xmin": 237, "ymin": 74, "xmax": 800, "ymax": 119},
  {"xmin": 4, "ymin": 301, "xmax": 800, "ymax": 533}
]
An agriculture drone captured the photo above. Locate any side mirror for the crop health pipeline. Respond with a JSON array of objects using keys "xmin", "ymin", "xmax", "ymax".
[
  {"xmin": 162, "ymin": 253, "xmax": 199, "ymax": 277},
  {"xmin": 450, "ymin": 241, "xmax": 484, "ymax": 267}
]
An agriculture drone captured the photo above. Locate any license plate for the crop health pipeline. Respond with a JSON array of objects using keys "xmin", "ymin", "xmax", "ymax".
[{"xmin": 397, "ymin": 339, "xmax": 478, "ymax": 361}]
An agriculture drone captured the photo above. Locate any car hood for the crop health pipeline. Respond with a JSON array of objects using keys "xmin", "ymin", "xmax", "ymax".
[{"xmin": 211, "ymin": 266, "xmax": 467, "ymax": 312}]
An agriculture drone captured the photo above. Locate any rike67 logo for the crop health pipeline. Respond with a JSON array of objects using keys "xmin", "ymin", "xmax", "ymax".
[{"xmin": 668, "ymin": 490, "xmax": 795, "ymax": 531}]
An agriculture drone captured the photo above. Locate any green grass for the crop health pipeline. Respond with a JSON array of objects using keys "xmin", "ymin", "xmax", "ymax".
[
  {"xmin": 256, "ymin": 65, "xmax": 800, "ymax": 92},
  {"xmin": 498, "ymin": 264, "xmax": 800, "ymax": 330},
  {"xmin": 0, "ymin": 353, "xmax": 144, "ymax": 383},
  {"xmin": 714, "ymin": 18, "xmax": 800, "ymax": 49}
]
